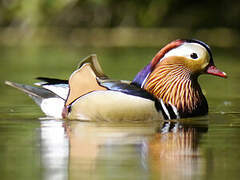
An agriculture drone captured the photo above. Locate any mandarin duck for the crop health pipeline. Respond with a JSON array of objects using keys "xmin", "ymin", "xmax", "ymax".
[{"xmin": 5, "ymin": 39, "xmax": 227, "ymax": 121}]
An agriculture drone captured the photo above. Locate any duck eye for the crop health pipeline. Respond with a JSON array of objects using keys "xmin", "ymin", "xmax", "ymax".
[{"xmin": 190, "ymin": 53, "xmax": 198, "ymax": 59}]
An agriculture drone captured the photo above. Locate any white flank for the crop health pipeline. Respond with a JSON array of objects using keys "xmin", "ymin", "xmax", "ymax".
[
  {"xmin": 68, "ymin": 90, "xmax": 162, "ymax": 121},
  {"xmin": 41, "ymin": 98, "xmax": 65, "ymax": 118}
]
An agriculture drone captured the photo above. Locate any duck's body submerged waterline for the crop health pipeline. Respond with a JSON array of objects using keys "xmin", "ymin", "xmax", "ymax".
[{"xmin": 5, "ymin": 39, "xmax": 227, "ymax": 121}]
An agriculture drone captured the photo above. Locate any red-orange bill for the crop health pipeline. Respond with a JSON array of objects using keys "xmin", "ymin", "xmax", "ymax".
[{"xmin": 206, "ymin": 65, "xmax": 227, "ymax": 78}]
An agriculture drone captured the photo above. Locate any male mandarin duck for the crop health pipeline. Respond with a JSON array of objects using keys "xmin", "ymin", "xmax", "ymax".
[{"xmin": 5, "ymin": 39, "xmax": 227, "ymax": 121}]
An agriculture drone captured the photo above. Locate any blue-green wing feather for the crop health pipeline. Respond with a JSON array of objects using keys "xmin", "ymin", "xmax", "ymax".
[{"xmin": 100, "ymin": 80, "xmax": 156, "ymax": 101}]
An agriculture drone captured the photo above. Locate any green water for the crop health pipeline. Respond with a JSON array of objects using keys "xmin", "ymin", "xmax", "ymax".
[{"xmin": 0, "ymin": 45, "xmax": 239, "ymax": 180}]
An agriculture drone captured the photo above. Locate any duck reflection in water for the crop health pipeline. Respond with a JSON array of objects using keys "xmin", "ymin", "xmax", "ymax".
[
  {"xmin": 148, "ymin": 121, "xmax": 208, "ymax": 179},
  {"xmin": 40, "ymin": 120, "xmax": 208, "ymax": 179}
]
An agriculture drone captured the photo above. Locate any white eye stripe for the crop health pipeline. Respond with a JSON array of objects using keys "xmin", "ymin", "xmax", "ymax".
[{"xmin": 162, "ymin": 42, "xmax": 208, "ymax": 61}]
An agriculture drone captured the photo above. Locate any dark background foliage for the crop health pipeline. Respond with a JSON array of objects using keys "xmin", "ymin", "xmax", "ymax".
[{"xmin": 0, "ymin": 0, "xmax": 239, "ymax": 29}]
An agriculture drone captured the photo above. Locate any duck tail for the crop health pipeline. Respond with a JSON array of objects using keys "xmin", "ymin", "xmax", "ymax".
[
  {"xmin": 5, "ymin": 81, "xmax": 64, "ymax": 118},
  {"xmin": 5, "ymin": 80, "xmax": 59, "ymax": 104}
]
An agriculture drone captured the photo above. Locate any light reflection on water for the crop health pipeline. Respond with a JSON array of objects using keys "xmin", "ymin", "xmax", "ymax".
[
  {"xmin": 38, "ymin": 119, "xmax": 208, "ymax": 180},
  {"xmin": 40, "ymin": 120, "xmax": 69, "ymax": 180}
]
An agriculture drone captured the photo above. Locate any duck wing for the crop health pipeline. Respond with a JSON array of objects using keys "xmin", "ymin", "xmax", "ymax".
[
  {"xmin": 99, "ymin": 80, "xmax": 156, "ymax": 101},
  {"xmin": 34, "ymin": 77, "xmax": 69, "ymax": 100}
]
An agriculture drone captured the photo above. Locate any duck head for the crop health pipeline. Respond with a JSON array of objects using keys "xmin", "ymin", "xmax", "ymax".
[{"xmin": 132, "ymin": 39, "xmax": 227, "ymax": 118}]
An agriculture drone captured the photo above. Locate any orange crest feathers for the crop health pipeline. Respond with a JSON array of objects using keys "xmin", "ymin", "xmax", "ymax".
[{"xmin": 151, "ymin": 40, "xmax": 184, "ymax": 67}]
